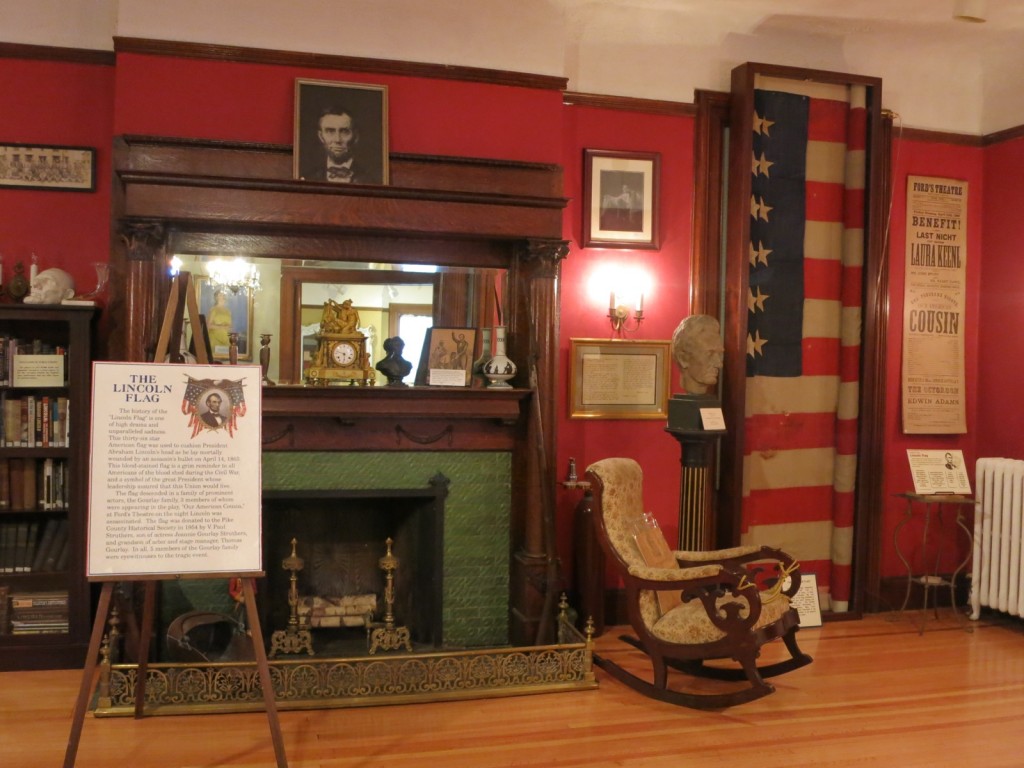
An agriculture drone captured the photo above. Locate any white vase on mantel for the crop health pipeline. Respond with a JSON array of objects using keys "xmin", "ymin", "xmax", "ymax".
[{"xmin": 483, "ymin": 325, "xmax": 517, "ymax": 388}]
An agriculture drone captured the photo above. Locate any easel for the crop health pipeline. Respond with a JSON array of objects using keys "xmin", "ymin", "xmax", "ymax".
[{"xmin": 64, "ymin": 272, "xmax": 288, "ymax": 768}]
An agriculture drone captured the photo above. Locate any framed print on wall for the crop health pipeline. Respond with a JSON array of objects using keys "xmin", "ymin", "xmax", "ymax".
[
  {"xmin": 569, "ymin": 338, "xmax": 672, "ymax": 419},
  {"xmin": 0, "ymin": 142, "xmax": 95, "ymax": 192},
  {"xmin": 583, "ymin": 149, "xmax": 660, "ymax": 249},
  {"xmin": 195, "ymin": 277, "xmax": 255, "ymax": 362},
  {"xmin": 293, "ymin": 78, "xmax": 389, "ymax": 185}
]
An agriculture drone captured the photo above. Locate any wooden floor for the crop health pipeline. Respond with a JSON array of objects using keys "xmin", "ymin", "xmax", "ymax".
[{"xmin": 3, "ymin": 611, "xmax": 1024, "ymax": 768}]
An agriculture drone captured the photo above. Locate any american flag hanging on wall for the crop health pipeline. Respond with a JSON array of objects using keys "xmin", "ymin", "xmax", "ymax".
[{"xmin": 743, "ymin": 76, "xmax": 866, "ymax": 613}]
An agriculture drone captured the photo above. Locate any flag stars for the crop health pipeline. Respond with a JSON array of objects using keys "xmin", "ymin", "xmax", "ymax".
[
  {"xmin": 753, "ymin": 111, "xmax": 775, "ymax": 136},
  {"xmin": 747, "ymin": 330, "xmax": 767, "ymax": 358},
  {"xmin": 750, "ymin": 195, "xmax": 773, "ymax": 221},
  {"xmin": 752, "ymin": 151, "xmax": 774, "ymax": 177},
  {"xmin": 749, "ymin": 240, "xmax": 772, "ymax": 267},
  {"xmin": 747, "ymin": 286, "xmax": 769, "ymax": 313}
]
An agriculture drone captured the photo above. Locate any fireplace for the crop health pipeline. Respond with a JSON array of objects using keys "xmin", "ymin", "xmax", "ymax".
[
  {"xmin": 261, "ymin": 450, "xmax": 512, "ymax": 649},
  {"xmin": 263, "ymin": 478, "xmax": 447, "ymax": 654}
]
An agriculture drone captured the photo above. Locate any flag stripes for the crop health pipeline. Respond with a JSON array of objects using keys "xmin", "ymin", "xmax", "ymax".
[{"xmin": 743, "ymin": 76, "xmax": 866, "ymax": 613}]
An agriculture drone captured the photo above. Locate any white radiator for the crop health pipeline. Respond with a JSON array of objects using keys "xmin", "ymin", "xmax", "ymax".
[{"xmin": 970, "ymin": 457, "xmax": 1024, "ymax": 619}]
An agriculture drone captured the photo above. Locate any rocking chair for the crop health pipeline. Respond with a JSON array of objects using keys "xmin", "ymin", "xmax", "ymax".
[{"xmin": 585, "ymin": 457, "xmax": 812, "ymax": 708}]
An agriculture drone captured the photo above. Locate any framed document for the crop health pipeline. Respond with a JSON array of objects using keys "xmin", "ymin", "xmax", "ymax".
[{"xmin": 569, "ymin": 338, "xmax": 671, "ymax": 419}]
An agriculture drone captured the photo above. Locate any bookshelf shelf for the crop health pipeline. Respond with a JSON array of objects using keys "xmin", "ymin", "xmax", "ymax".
[{"xmin": 0, "ymin": 304, "xmax": 95, "ymax": 670}]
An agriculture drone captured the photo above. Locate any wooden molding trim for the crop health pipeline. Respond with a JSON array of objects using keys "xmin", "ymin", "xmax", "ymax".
[
  {"xmin": 112, "ymin": 36, "xmax": 567, "ymax": 91},
  {"xmin": 563, "ymin": 91, "xmax": 695, "ymax": 117},
  {"xmin": 0, "ymin": 41, "xmax": 115, "ymax": 66},
  {"xmin": 984, "ymin": 123, "xmax": 1024, "ymax": 146},
  {"xmin": 898, "ymin": 125, "xmax": 985, "ymax": 147}
]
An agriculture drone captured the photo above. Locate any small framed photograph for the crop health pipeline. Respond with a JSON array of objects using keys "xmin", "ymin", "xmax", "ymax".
[
  {"xmin": 583, "ymin": 149, "xmax": 660, "ymax": 249},
  {"xmin": 195, "ymin": 277, "xmax": 255, "ymax": 362},
  {"xmin": 0, "ymin": 142, "xmax": 95, "ymax": 192},
  {"xmin": 293, "ymin": 78, "xmax": 389, "ymax": 185},
  {"xmin": 569, "ymin": 338, "xmax": 672, "ymax": 419},
  {"xmin": 416, "ymin": 327, "xmax": 476, "ymax": 387}
]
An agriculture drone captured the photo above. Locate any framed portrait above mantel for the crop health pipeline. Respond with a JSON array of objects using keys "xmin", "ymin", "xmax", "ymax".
[
  {"xmin": 569, "ymin": 338, "xmax": 672, "ymax": 419},
  {"xmin": 583, "ymin": 149, "xmax": 660, "ymax": 249},
  {"xmin": 293, "ymin": 78, "xmax": 389, "ymax": 185}
]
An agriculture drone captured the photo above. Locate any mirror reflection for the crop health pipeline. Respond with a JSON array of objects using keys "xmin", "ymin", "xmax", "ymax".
[{"xmin": 171, "ymin": 256, "xmax": 504, "ymax": 386}]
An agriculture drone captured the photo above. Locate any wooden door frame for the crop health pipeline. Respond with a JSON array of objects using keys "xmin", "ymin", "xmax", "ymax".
[{"xmin": 691, "ymin": 65, "xmax": 893, "ymax": 615}]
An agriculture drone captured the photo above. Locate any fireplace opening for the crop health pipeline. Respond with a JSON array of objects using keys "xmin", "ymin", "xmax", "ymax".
[{"xmin": 262, "ymin": 475, "xmax": 447, "ymax": 656}]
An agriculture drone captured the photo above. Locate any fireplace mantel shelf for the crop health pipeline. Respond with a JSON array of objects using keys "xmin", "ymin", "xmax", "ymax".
[
  {"xmin": 263, "ymin": 384, "xmax": 529, "ymax": 420},
  {"xmin": 261, "ymin": 385, "xmax": 530, "ymax": 451}
]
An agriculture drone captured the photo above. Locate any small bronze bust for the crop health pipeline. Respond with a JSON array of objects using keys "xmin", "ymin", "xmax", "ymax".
[{"xmin": 376, "ymin": 336, "xmax": 413, "ymax": 386}]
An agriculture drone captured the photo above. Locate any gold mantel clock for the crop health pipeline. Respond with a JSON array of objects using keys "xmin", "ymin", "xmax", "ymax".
[{"xmin": 305, "ymin": 298, "xmax": 375, "ymax": 386}]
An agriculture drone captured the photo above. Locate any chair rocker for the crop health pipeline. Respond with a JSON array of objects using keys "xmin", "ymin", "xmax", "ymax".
[{"xmin": 585, "ymin": 457, "xmax": 812, "ymax": 709}]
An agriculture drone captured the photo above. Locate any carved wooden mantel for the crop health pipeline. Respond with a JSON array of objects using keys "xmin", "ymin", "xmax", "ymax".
[{"xmin": 109, "ymin": 135, "xmax": 569, "ymax": 645}]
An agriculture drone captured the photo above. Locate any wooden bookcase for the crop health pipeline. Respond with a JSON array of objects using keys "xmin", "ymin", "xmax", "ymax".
[{"xmin": 0, "ymin": 304, "xmax": 95, "ymax": 670}]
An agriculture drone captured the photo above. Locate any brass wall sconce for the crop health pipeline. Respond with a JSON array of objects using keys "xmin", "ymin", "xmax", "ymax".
[{"xmin": 608, "ymin": 290, "xmax": 644, "ymax": 337}]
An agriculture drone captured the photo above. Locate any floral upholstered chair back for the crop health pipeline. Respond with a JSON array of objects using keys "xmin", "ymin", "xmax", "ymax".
[{"xmin": 586, "ymin": 457, "xmax": 650, "ymax": 571}]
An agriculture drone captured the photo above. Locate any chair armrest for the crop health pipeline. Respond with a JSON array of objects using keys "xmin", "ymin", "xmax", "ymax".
[
  {"xmin": 672, "ymin": 545, "xmax": 762, "ymax": 564},
  {"xmin": 626, "ymin": 563, "xmax": 722, "ymax": 584},
  {"xmin": 673, "ymin": 545, "xmax": 802, "ymax": 597}
]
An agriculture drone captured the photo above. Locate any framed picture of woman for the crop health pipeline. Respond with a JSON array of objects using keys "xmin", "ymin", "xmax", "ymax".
[{"xmin": 195, "ymin": 277, "xmax": 255, "ymax": 361}]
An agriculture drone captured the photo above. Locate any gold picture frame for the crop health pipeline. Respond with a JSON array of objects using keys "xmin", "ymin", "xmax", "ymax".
[
  {"xmin": 569, "ymin": 338, "xmax": 672, "ymax": 419},
  {"xmin": 195, "ymin": 276, "xmax": 255, "ymax": 362}
]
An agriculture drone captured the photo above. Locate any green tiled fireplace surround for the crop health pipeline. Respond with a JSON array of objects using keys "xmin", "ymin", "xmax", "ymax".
[{"xmin": 263, "ymin": 451, "xmax": 512, "ymax": 648}]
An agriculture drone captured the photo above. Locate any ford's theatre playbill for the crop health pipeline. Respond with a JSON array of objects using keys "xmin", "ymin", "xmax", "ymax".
[
  {"xmin": 87, "ymin": 362, "xmax": 263, "ymax": 578},
  {"xmin": 901, "ymin": 175, "xmax": 968, "ymax": 434}
]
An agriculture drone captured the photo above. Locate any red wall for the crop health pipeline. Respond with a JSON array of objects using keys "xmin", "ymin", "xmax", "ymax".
[
  {"xmin": 2, "ymin": 49, "xmax": 1002, "ymax": 593},
  {"xmin": 112, "ymin": 53, "xmax": 564, "ymax": 162},
  {"xmin": 0, "ymin": 58, "xmax": 114, "ymax": 295},
  {"xmin": 555, "ymin": 104, "xmax": 695, "ymax": 579},
  {"xmin": 978, "ymin": 135, "xmax": 1024, "ymax": 459}
]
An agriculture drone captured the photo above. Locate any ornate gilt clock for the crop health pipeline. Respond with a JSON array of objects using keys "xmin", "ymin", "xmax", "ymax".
[{"xmin": 305, "ymin": 298, "xmax": 375, "ymax": 386}]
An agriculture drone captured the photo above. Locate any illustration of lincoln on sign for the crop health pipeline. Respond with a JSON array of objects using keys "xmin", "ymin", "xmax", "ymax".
[
  {"xmin": 88, "ymin": 363, "xmax": 263, "ymax": 579},
  {"xmin": 181, "ymin": 376, "xmax": 248, "ymax": 438}
]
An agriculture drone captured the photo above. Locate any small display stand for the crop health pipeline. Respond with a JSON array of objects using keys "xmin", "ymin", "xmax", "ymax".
[{"xmin": 893, "ymin": 492, "xmax": 975, "ymax": 634}]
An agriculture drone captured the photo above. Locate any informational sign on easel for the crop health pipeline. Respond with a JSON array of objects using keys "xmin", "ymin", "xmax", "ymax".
[
  {"xmin": 67, "ymin": 274, "xmax": 286, "ymax": 768},
  {"xmin": 87, "ymin": 361, "xmax": 263, "ymax": 578}
]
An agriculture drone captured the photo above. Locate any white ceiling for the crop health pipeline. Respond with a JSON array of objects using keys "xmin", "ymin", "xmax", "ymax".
[{"xmin": 4, "ymin": 0, "xmax": 1024, "ymax": 134}]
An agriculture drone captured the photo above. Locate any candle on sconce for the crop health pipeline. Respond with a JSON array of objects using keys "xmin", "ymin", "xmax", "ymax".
[
  {"xmin": 29, "ymin": 254, "xmax": 38, "ymax": 281},
  {"xmin": 609, "ymin": 291, "xmax": 616, "ymax": 311},
  {"xmin": 637, "ymin": 293, "xmax": 644, "ymax": 312}
]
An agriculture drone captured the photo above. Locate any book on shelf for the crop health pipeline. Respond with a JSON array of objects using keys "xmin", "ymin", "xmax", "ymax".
[
  {"xmin": 0, "ymin": 394, "xmax": 70, "ymax": 448},
  {"xmin": 40, "ymin": 518, "xmax": 68, "ymax": 572},
  {"xmin": 0, "ymin": 584, "xmax": 9, "ymax": 635},
  {"xmin": 0, "ymin": 523, "xmax": 10, "ymax": 574},
  {"xmin": 9, "ymin": 590, "xmax": 69, "ymax": 610},
  {"xmin": 54, "ymin": 533, "xmax": 70, "ymax": 571},
  {"xmin": 30, "ymin": 518, "xmax": 61, "ymax": 572}
]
